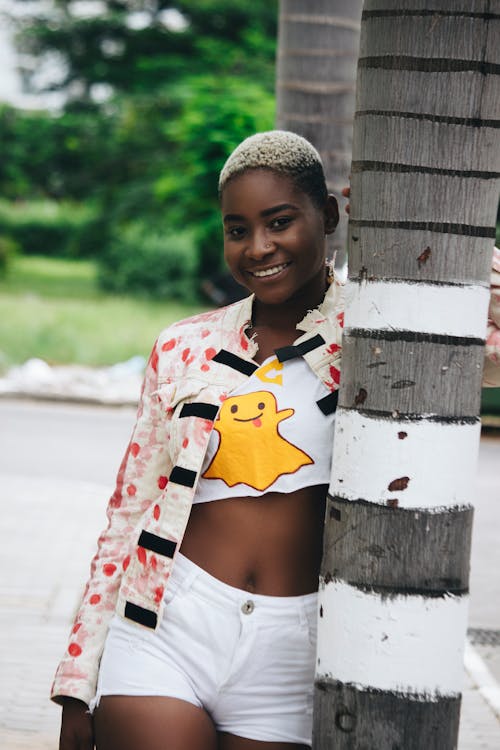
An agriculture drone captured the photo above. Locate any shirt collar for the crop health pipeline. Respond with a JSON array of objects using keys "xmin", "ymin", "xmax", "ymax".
[
  {"xmin": 232, "ymin": 273, "xmax": 345, "ymax": 346},
  {"xmin": 296, "ymin": 275, "xmax": 345, "ymax": 334}
]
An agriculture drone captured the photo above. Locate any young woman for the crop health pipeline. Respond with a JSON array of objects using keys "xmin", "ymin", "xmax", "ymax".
[{"xmin": 53, "ymin": 131, "xmax": 500, "ymax": 750}]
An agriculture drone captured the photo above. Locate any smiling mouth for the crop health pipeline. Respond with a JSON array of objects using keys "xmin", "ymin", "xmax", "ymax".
[
  {"xmin": 234, "ymin": 412, "xmax": 264, "ymax": 422},
  {"xmin": 249, "ymin": 263, "xmax": 290, "ymax": 278}
]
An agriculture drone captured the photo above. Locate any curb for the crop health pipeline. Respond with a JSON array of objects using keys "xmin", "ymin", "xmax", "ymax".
[
  {"xmin": 465, "ymin": 641, "xmax": 500, "ymax": 721},
  {"xmin": 0, "ymin": 390, "xmax": 139, "ymax": 408}
]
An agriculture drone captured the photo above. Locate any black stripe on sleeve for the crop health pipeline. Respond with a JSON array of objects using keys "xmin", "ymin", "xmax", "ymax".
[
  {"xmin": 274, "ymin": 345, "xmax": 298, "ymax": 362},
  {"xmin": 275, "ymin": 334, "xmax": 326, "ymax": 362},
  {"xmin": 169, "ymin": 466, "xmax": 197, "ymax": 488},
  {"xmin": 138, "ymin": 531, "xmax": 177, "ymax": 558},
  {"xmin": 179, "ymin": 402, "xmax": 219, "ymax": 420},
  {"xmin": 317, "ymin": 391, "xmax": 339, "ymax": 415},
  {"xmin": 212, "ymin": 350, "xmax": 259, "ymax": 376},
  {"xmin": 124, "ymin": 601, "xmax": 158, "ymax": 629}
]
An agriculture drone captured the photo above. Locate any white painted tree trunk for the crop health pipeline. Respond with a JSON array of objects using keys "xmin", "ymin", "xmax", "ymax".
[
  {"xmin": 314, "ymin": 1, "xmax": 500, "ymax": 747},
  {"xmin": 276, "ymin": 0, "xmax": 363, "ymax": 267}
]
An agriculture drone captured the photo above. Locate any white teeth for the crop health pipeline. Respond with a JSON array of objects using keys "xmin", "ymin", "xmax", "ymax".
[{"xmin": 252, "ymin": 263, "xmax": 288, "ymax": 278}]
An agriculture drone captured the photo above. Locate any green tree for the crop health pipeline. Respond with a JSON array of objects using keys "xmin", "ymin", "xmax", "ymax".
[
  {"xmin": 13, "ymin": 1, "xmax": 277, "ymax": 102},
  {"xmin": 6, "ymin": 1, "xmax": 278, "ymax": 295},
  {"xmin": 155, "ymin": 75, "xmax": 275, "ymax": 278}
]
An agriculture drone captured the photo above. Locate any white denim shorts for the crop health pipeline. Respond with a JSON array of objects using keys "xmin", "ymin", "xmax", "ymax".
[{"xmin": 91, "ymin": 552, "xmax": 318, "ymax": 745}]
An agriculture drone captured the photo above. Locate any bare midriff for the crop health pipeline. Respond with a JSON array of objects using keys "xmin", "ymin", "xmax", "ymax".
[{"xmin": 180, "ymin": 485, "xmax": 327, "ymax": 597}]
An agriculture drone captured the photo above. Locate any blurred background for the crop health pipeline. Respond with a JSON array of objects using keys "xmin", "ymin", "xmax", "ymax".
[{"xmin": 0, "ymin": 0, "xmax": 276, "ymax": 374}]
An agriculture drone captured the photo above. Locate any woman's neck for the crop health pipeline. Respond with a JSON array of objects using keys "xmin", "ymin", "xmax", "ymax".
[{"xmin": 251, "ymin": 275, "xmax": 327, "ymax": 332}]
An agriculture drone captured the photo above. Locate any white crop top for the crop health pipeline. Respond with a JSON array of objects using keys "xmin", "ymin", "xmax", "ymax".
[{"xmin": 193, "ymin": 354, "xmax": 336, "ymax": 502}]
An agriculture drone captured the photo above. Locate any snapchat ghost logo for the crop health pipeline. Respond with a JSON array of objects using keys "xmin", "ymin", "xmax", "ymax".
[{"xmin": 202, "ymin": 391, "xmax": 313, "ymax": 492}]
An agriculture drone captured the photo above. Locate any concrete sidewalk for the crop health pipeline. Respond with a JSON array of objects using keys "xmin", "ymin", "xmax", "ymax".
[{"xmin": 1, "ymin": 472, "xmax": 499, "ymax": 749}]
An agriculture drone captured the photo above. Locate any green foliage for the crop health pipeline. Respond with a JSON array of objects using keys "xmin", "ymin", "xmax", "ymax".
[
  {"xmin": 0, "ymin": 104, "xmax": 119, "ymax": 200},
  {"xmin": 0, "ymin": 236, "xmax": 19, "ymax": 276},
  {"xmin": 0, "ymin": 200, "xmax": 99, "ymax": 257},
  {"xmin": 13, "ymin": 1, "xmax": 277, "ymax": 99},
  {"xmin": 0, "ymin": 255, "xmax": 207, "ymax": 368},
  {"xmin": 3, "ymin": 1, "xmax": 278, "ymax": 295},
  {"xmin": 156, "ymin": 75, "xmax": 275, "ymax": 276},
  {"xmin": 98, "ymin": 223, "xmax": 198, "ymax": 300}
]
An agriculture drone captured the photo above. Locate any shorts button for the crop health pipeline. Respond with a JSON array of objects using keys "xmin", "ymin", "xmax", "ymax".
[{"xmin": 241, "ymin": 600, "xmax": 254, "ymax": 614}]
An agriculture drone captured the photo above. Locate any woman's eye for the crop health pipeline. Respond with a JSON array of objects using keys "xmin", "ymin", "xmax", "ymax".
[
  {"xmin": 270, "ymin": 216, "xmax": 291, "ymax": 230},
  {"xmin": 226, "ymin": 226, "xmax": 246, "ymax": 239}
]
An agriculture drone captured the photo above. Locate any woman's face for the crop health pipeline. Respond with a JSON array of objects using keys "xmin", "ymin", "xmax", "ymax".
[{"xmin": 221, "ymin": 169, "xmax": 338, "ymax": 308}]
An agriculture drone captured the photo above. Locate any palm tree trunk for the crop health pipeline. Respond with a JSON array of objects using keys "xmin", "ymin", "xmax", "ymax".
[
  {"xmin": 276, "ymin": 0, "xmax": 363, "ymax": 267},
  {"xmin": 314, "ymin": 1, "xmax": 500, "ymax": 748}
]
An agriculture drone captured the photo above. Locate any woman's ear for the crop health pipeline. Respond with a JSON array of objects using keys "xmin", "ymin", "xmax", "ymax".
[{"xmin": 324, "ymin": 194, "xmax": 339, "ymax": 235}]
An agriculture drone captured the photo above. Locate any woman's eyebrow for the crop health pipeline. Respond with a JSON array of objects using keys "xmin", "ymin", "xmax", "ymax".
[
  {"xmin": 261, "ymin": 203, "xmax": 299, "ymax": 218},
  {"xmin": 223, "ymin": 203, "xmax": 299, "ymax": 224},
  {"xmin": 223, "ymin": 213, "xmax": 245, "ymax": 224}
]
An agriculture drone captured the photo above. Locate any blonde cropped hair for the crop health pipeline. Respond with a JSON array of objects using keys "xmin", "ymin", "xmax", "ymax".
[{"xmin": 218, "ymin": 130, "xmax": 328, "ymax": 208}]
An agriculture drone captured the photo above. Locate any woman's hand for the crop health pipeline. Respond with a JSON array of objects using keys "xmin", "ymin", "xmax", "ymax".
[
  {"xmin": 59, "ymin": 698, "xmax": 94, "ymax": 750},
  {"xmin": 341, "ymin": 185, "xmax": 350, "ymax": 214}
]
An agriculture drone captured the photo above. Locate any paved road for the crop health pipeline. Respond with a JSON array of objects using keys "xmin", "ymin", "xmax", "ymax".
[{"xmin": 0, "ymin": 399, "xmax": 499, "ymax": 748}]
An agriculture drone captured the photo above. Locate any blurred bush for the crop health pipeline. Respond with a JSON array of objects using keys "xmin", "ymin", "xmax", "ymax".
[
  {"xmin": 98, "ymin": 223, "xmax": 197, "ymax": 300},
  {"xmin": 0, "ymin": 105, "xmax": 119, "ymax": 201},
  {"xmin": 0, "ymin": 200, "xmax": 100, "ymax": 258},
  {"xmin": 0, "ymin": 235, "xmax": 19, "ymax": 276},
  {"xmin": 2, "ymin": 1, "xmax": 277, "ymax": 297},
  {"xmin": 156, "ymin": 75, "xmax": 275, "ymax": 279}
]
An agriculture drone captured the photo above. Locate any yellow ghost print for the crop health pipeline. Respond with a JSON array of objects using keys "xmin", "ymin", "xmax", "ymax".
[{"xmin": 202, "ymin": 391, "xmax": 313, "ymax": 492}]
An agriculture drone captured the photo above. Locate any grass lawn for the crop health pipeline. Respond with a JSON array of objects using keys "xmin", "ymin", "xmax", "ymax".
[{"xmin": 0, "ymin": 256, "xmax": 208, "ymax": 370}]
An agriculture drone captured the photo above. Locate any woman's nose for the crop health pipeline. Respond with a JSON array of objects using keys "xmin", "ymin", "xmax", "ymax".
[{"xmin": 247, "ymin": 231, "xmax": 273, "ymax": 259}]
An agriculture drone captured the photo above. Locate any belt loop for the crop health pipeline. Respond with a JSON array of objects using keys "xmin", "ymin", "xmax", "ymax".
[
  {"xmin": 173, "ymin": 554, "xmax": 202, "ymax": 596},
  {"xmin": 299, "ymin": 601, "xmax": 308, "ymax": 629}
]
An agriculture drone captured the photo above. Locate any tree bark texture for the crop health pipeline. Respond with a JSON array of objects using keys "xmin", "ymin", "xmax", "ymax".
[
  {"xmin": 276, "ymin": 0, "xmax": 363, "ymax": 265},
  {"xmin": 314, "ymin": 2, "xmax": 500, "ymax": 748}
]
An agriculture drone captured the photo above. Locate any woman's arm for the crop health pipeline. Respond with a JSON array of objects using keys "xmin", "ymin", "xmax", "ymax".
[
  {"xmin": 59, "ymin": 698, "xmax": 94, "ymax": 750},
  {"xmin": 483, "ymin": 246, "xmax": 500, "ymax": 387},
  {"xmin": 51, "ymin": 338, "xmax": 173, "ymax": 707}
]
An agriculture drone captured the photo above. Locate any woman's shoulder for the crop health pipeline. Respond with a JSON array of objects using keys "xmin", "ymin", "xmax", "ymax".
[
  {"xmin": 155, "ymin": 294, "xmax": 253, "ymax": 359},
  {"xmin": 160, "ymin": 295, "xmax": 251, "ymax": 336}
]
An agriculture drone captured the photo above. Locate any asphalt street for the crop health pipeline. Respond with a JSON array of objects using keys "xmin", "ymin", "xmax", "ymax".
[{"xmin": 0, "ymin": 398, "xmax": 499, "ymax": 749}]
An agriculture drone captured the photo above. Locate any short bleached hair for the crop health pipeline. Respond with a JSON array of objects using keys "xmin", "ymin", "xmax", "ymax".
[{"xmin": 218, "ymin": 130, "xmax": 328, "ymax": 208}]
